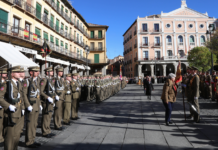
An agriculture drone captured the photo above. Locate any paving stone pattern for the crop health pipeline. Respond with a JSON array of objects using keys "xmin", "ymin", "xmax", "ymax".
[{"xmin": 1, "ymin": 84, "xmax": 218, "ymax": 150}]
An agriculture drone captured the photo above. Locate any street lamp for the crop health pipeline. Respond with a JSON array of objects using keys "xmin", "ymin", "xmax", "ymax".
[
  {"xmin": 206, "ymin": 24, "xmax": 215, "ymax": 101},
  {"xmin": 85, "ymin": 45, "xmax": 90, "ymax": 75}
]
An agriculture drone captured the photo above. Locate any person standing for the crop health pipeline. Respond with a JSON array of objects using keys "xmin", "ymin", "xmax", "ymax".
[
  {"xmin": 161, "ymin": 73, "xmax": 177, "ymax": 126},
  {"xmin": 143, "ymin": 77, "xmax": 154, "ymax": 100},
  {"xmin": 205, "ymin": 71, "xmax": 212, "ymax": 99},
  {"xmin": 71, "ymin": 73, "xmax": 80, "ymax": 120},
  {"xmin": 63, "ymin": 73, "xmax": 72, "ymax": 125}
]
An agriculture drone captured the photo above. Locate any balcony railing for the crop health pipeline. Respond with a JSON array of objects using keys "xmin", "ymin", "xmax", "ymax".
[
  {"xmin": 138, "ymin": 55, "xmax": 188, "ymax": 61},
  {"xmin": 89, "ymin": 35, "xmax": 105, "ymax": 39},
  {"xmin": 140, "ymin": 42, "xmax": 150, "ymax": 47},
  {"xmin": 139, "ymin": 29, "xmax": 150, "ymax": 33},
  {"xmin": 134, "ymin": 30, "xmax": 136, "ymax": 35},
  {"xmin": 201, "ymin": 42, "xmax": 205, "ymax": 46},
  {"xmin": 178, "ymin": 42, "xmax": 184, "ymax": 46},
  {"xmin": 90, "ymin": 47, "xmax": 105, "ymax": 51},
  {"xmin": 134, "ymin": 44, "xmax": 137, "ymax": 48},
  {"xmin": 153, "ymin": 29, "xmax": 162, "ymax": 33},
  {"xmin": 190, "ymin": 43, "xmax": 195, "ymax": 46},
  {"xmin": 88, "ymin": 59, "xmax": 109, "ymax": 64},
  {"xmin": 0, "ymin": 21, "xmax": 88, "ymax": 63},
  {"xmin": 153, "ymin": 42, "xmax": 162, "ymax": 47},
  {"xmin": 166, "ymin": 42, "xmax": 172, "ymax": 46},
  {"xmin": 163, "ymin": 55, "xmax": 187, "ymax": 60},
  {"xmin": 138, "ymin": 57, "xmax": 163, "ymax": 61}
]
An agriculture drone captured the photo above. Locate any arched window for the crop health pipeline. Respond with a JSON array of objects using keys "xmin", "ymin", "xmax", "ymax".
[
  {"xmin": 200, "ymin": 35, "xmax": 205, "ymax": 46},
  {"xmin": 189, "ymin": 35, "xmax": 195, "ymax": 46},
  {"xmin": 178, "ymin": 35, "xmax": 183, "ymax": 45},
  {"xmin": 166, "ymin": 35, "xmax": 172, "ymax": 45},
  {"xmin": 167, "ymin": 50, "xmax": 172, "ymax": 56}
]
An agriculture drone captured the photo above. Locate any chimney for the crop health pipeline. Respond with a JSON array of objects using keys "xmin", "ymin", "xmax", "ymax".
[{"xmin": 181, "ymin": 0, "xmax": 187, "ymax": 8}]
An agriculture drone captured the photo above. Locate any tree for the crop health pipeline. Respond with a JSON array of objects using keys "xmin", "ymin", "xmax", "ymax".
[
  {"xmin": 205, "ymin": 30, "xmax": 218, "ymax": 54},
  {"xmin": 187, "ymin": 46, "xmax": 217, "ymax": 71}
]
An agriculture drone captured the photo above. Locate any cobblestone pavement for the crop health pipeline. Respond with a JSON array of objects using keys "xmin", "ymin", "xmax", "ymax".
[{"xmin": 1, "ymin": 84, "xmax": 218, "ymax": 150}]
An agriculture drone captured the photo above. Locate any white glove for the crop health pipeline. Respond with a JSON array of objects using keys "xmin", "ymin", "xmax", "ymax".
[
  {"xmin": 56, "ymin": 95, "xmax": 59, "ymax": 101},
  {"xmin": 9, "ymin": 105, "xmax": 16, "ymax": 112},
  {"xmin": 47, "ymin": 97, "xmax": 53, "ymax": 103},
  {"xmin": 89, "ymin": 85, "xmax": 91, "ymax": 87},
  {"xmin": 0, "ymin": 106, "xmax": 2, "ymax": 109},
  {"xmin": 40, "ymin": 105, "xmax": 43, "ymax": 110},
  {"xmin": 67, "ymin": 91, "xmax": 71, "ymax": 94},
  {"xmin": 27, "ymin": 105, "xmax": 33, "ymax": 112},
  {"xmin": 194, "ymin": 97, "xmax": 198, "ymax": 100},
  {"xmin": 53, "ymin": 104, "xmax": 55, "ymax": 107},
  {"xmin": 97, "ymin": 86, "xmax": 100, "ymax": 88},
  {"xmin": 76, "ymin": 87, "xmax": 79, "ymax": 91},
  {"xmin": 22, "ymin": 110, "xmax": 25, "ymax": 115}
]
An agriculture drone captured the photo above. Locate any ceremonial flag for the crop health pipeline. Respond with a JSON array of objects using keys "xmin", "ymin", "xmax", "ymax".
[
  {"xmin": 41, "ymin": 41, "xmax": 52, "ymax": 58},
  {"xmin": 24, "ymin": 29, "xmax": 29, "ymax": 38}
]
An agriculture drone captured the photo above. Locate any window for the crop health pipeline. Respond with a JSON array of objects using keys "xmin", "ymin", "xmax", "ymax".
[
  {"xmin": 143, "ymin": 51, "xmax": 148, "ymax": 60},
  {"xmin": 65, "ymin": 9, "xmax": 68, "ymax": 13},
  {"xmin": 80, "ymin": 36, "xmax": 82, "ymax": 43},
  {"xmin": 61, "ymin": 41, "xmax": 63, "ymax": 47},
  {"xmin": 166, "ymin": 24, "xmax": 171, "ymax": 28},
  {"xmin": 200, "ymin": 24, "xmax": 204, "ymax": 29},
  {"xmin": 77, "ymin": 48, "xmax": 80, "ymax": 58},
  {"xmin": 77, "ymin": 33, "xmax": 79, "ymax": 42},
  {"xmin": 178, "ymin": 24, "xmax": 182, "ymax": 28},
  {"xmin": 167, "ymin": 50, "xmax": 172, "ymax": 56},
  {"xmin": 36, "ymin": 3, "xmax": 41, "ymax": 20},
  {"xmin": 98, "ymin": 30, "xmax": 102, "ymax": 38},
  {"xmin": 189, "ymin": 35, "xmax": 195, "ymax": 45},
  {"xmin": 155, "ymin": 37, "xmax": 160, "ymax": 46},
  {"xmin": 43, "ymin": 9, "xmax": 49, "ymax": 22},
  {"xmin": 43, "ymin": 31, "xmax": 48, "ymax": 41},
  {"xmin": 98, "ymin": 42, "xmax": 102, "ymax": 50},
  {"xmin": 154, "ymin": 24, "xmax": 159, "ymax": 32},
  {"xmin": 178, "ymin": 35, "xmax": 183, "ymax": 45},
  {"xmin": 56, "ymin": 19, "xmax": 59, "ymax": 32},
  {"xmin": 24, "ymin": 22, "xmax": 30, "ymax": 40},
  {"xmin": 57, "ymin": 1, "xmax": 60, "ymax": 11},
  {"xmin": 90, "ymin": 31, "xmax": 94, "ymax": 38},
  {"xmin": 13, "ymin": 17, "xmax": 20, "ymax": 33},
  {"xmin": 0, "ymin": 9, "xmax": 8, "ymax": 33},
  {"xmin": 77, "ymin": 20, "xmax": 79, "ymax": 27},
  {"xmin": 94, "ymin": 54, "xmax": 99, "ymax": 63},
  {"xmin": 90, "ymin": 42, "xmax": 94, "ymax": 50},
  {"xmin": 50, "ymin": 15, "xmax": 54, "ymax": 28},
  {"xmin": 65, "ymin": 43, "xmax": 68, "ymax": 50},
  {"xmin": 166, "ymin": 35, "xmax": 172, "ymax": 43},
  {"xmin": 142, "ymin": 37, "xmax": 148, "ymax": 46},
  {"xmin": 200, "ymin": 35, "xmax": 205, "ymax": 45},
  {"xmin": 50, "ymin": 35, "xmax": 54, "ymax": 43},
  {"xmin": 155, "ymin": 51, "xmax": 161, "ymax": 59},
  {"xmin": 189, "ymin": 24, "xmax": 193, "ymax": 28},
  {"xmin": 35, "ymin": 28, "xmax": 41, "ymax": 42},
  {"xmin": 61, "ymin": 23, "xmax": 64, "ymax": 30},
  {"xmin": 142, "ymin": 24, "xmax": 147, "ymax": 32},
  {"xmin": 178, "ymin": 50, "xmax": 184, "ymax": 57},
  {"xmin": 56, "ymin": 38, "xmax": 59, "ymax": 46}
]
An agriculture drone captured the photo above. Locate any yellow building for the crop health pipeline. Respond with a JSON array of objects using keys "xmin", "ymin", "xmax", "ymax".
[{"xmin": 0, "ymin": 0, "xmax": 109, "ymax": 76}]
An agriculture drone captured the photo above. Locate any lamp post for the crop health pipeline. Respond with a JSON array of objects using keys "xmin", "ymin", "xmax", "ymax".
[
  {"xmin": 206, "ymin": 24, "xmax": 215, "ymax": 101},
  {"xmin": 85, "ymin": 45, "xmax": 90, "ymax": 75}
]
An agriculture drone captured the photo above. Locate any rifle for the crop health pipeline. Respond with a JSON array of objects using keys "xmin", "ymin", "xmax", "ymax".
[{"xmin": 7, "ymin": 63, "xmax": 16, "ymax": 127}]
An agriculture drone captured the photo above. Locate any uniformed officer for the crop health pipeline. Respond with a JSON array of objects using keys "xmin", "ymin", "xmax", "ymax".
[
  {"xmin": 40, "ymin": 67, "xmax": 57, "ymax": 138},
  {"xmin": 190, "ymin": 67, "xmax": 200, "ymax": 123},
  {"xmin": 211, "ymin": 71, "xmax": 217, "ymax": 101},
  {"xmin": 85, "ymin": 76, "xmax": 91, "ymax": 101},
  {"xmin": 205, "ymin": 71, "xmax": 212, "ymax": 99},
  {"xmin": 63, "ymin": 73, "xmax": 72, "ymax": 125},
  {"xmin": 54, "ymin": 67, "xmax": 65, "ymax": 130},
  {"xmin": 24, "ymin": 66, "xmax": 41, "ymax": 148},
  {"xmin": 0, "ymin": 68, "xmax": 7, "ymax": 144},
  {"xmin": 71, "ymin": 73, "xmax": 80, "ymax": 120},
  {"xmin": 0, "ymin": 66, "xmax": 23, "ymax": 150},
  {"xmin": 200, "ymin": 72, "xmax": 206, "ymax": 98},
  {"xmin": 95, "ymin": 75, "xmax": 101, "ymax": 104}
]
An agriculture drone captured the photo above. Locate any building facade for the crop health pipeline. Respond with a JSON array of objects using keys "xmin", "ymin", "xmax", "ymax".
[
  {"xmin": 106, "ymin": 55, "xmax": 124, "ymax": 76},
  {"xmin": 123, "ymin": 0, "xmax": 218, "ymax": 78},
  {"xmin": 0, "ymin": 0, "xmax": 108, "ymax": 76}
]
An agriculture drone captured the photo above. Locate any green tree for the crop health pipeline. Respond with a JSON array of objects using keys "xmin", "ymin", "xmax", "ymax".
[
  {"xmin": 205, "ymin": 30, "xmax": 218, "ymax": 54},
  {"xmin": 187, "ymin": 46, "xmax": 217, "ymax": 71}
]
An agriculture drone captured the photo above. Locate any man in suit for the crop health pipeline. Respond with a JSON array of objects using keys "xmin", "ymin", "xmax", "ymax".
[
  {"xmin": 190, "ymin": 67, "xmax": 200, "ymax": 123},
  {"xmin": 143, "ymin": 77, "xmax": 154, "ymax": 100}
]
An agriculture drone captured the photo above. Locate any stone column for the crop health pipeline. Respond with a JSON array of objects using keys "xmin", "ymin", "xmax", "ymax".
[
  {"xmin": 138, "ymin": 64, "xmax": 142, "ymax": 77},
  {"xmin": 150, "ymin": 65, "xmax": 154, "ymax": 77},
  {"xmin": 173, "ymin": 63, "xmax": 178, "ymax": 74},
  {"xmin": 162, "ymin": 64, "xmax": 166, "ymax": 76}
]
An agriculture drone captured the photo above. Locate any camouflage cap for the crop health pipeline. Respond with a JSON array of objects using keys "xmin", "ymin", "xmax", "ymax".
[
  {"xmin": 28, "ymin": 66, "xmax": 40, "ymax": 71},
  {"xmin": 66, "ymin": 73, "xmax": 71, "ymax": 77},
  {"xmin": 55, "ymin": 67, "xmax": 64, "ymax": 72},
  {"xmin": 20, "ymin": 67, "xmax": 25, "ymax": 72},
  {"xmin": 44, "ymin": 67, "xmax": 53, "ymax": 72},
  {"xmin": 9, "ymin": 65, "xmax": 21, "ymax": 72}
]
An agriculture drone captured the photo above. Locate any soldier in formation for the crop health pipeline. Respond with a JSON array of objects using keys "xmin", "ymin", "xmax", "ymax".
[{"xmin": 0, "ymin": 65, "xmax": 126, "ymax": 149}]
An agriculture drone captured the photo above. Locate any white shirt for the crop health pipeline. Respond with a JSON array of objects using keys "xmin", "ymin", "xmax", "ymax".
[{"xmin": 12, "ymin": 79, "xmax": 18, "ymax": 86}]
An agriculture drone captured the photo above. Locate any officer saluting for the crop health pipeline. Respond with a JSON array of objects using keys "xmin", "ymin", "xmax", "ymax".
[
  {"xmin": 40, "ymin": 67, "xmax": 58, "ymax": 138},
  {"xmin": 0, "ymin": 66, "xmax": 23, "ymax": 150}
]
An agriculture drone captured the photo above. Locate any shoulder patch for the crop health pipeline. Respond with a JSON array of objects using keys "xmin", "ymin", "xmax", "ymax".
[
  {"xmin": 24, "ymin": 83, "xmax": 27, "ymax": 87},
  {"xmin": 41, "ymin": 82, "xmax": 44, "ymax": 85}
]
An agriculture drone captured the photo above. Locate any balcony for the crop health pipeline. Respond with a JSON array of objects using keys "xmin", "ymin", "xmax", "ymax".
[
  {"xmin": 134, "ymin": 30, "xmax": 136, "ymax": 35},
  {"xmin": 166, "ymin": 42, "xmax": 172, "ymax": 46},
  {"xmin": 130, "ymin": 47, "xmax": 132, "ymax": 51},
  {"xmin": 190, "ymin": 43, "xmax": 195, "ymax": 46},
  {"xmin": 153, "ymin": 42, "xmax": 162, "ymax": 47},
  {"xmin": 138, "ymin": 57, "xmax": 163, "ymax": 61},
  {"xmin": 134, "ymin": 44, "xmax": 137, "ymax": 48},
  {"xmin": 163, "ymin": 55, "xmax": 187, "ymax": 60},
  {"xmin": 130, "ymin": 35, "xmax": 132, "ymax": 39},
  {"xmin": 139, "ymin": 29, "xmax": 150, "ymax": 33},
  {"xmin": 88, "ymin": 59, "xmax": 109, "ymax": 64},
  {"xmin": 152, "ymin": 29, "xmax": 162, "ymax": 33},
  {"xmin": 178, "ymin": 42, "xmax": 184, "ymax": 46},
  {"xmin": 89, "ymin": 35, "xmax": 105, "ymax": 39},
  {"xmin": 140, "ymin": 42, "xmax": 150, "ymax": 47},
  {"xmin": 89, "ymin": 47, "xmax": 105, "ymax": 51},
  {"xmin": 201, "ymin": 42, "xmax": 205, "ymax": 46}
]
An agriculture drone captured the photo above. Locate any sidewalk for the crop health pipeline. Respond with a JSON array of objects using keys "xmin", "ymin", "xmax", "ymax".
[{"xmin": 8, "ymin": 84, "xmax": 218, "ymax": 150}]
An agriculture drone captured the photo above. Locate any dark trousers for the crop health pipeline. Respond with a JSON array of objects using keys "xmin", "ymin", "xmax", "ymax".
[{"xmin": 162, "ymin": 101, "xmax": 174, "ymax": 122}]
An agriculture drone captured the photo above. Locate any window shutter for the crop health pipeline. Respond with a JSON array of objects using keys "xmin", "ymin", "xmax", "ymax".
[
  {"xmin": 61, "ymin": 41, "xmax": 63, "ymax": 46},
  {"xmin": 61, "ymin": 24, "xmax": 63, "ymax": 30},
  {"xmin": 56, "ymin": 38, "xmax": 59, "ymax": 46},
  {"xmin": 0, "ymin": 9, "xmax": 8, "ymax": 33},
  {"xmin": 50, "ymin": 35, "xmax": 54, "ymax": 43},
  {"xmin": 44, "ymin": 9, "xmax": 48, "ymax": 15},
  {"xmin": 35, "ymin": 28, "xmax": 40, "ymax": 36},
  {"xmin": 98, "ymin": 31, "xmax": 102, "ymax": 38},
  {"xmin": 36, "ymin": 3, "xmax": 41, "ymax": 19},
  {"xmin": 43, "ymin": 32, "xmax": 48, "ymax": 41}
]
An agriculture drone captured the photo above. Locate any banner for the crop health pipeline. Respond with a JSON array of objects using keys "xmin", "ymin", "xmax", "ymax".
[
  {"xmin": 24, "ymin": 29, "xmax": 29, "ymax": 38},
  {"xmin": 33, "ymin": 34, "xmax": 37, "ymax": 41}
]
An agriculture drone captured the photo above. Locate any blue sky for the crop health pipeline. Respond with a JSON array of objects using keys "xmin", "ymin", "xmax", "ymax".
[{"xmin": 70, "ymin": 0, "xmax": 218, "ymax": 59}]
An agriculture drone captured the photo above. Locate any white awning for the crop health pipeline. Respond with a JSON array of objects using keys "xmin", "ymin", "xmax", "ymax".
[
  {"xmin": 77, "ymin": 65, "xmax": 85, "ymax": 70},
  {"xmin": 36, "ymin": 54, "xmax": 70, "ymax": 66},
  {"xmin": 0, "ymin": 41, "xmax": 39, "ymax": 68},
  {"xmin": 85, "ymin": 66, "xmax": 90, "ymax": 70},
  {"xmin": 14, "ymin": 45, "xmax": 38, "ymax": 54},
  {"xmin": 71, "ymin": 63, "xmax": 78, "ymax": 68}
]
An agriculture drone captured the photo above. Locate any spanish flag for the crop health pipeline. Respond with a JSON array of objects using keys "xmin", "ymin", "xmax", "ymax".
[
  {"xmin": 24, "ymin": 29, "xmax": 29, "ymax": 38},
  {"xmin": 175, "ymin": 62, "xmax": 182, "ymax": 84},
  {"xmin": 33, "ymin": 33, "xmax": 37, "ymax": 41}
]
